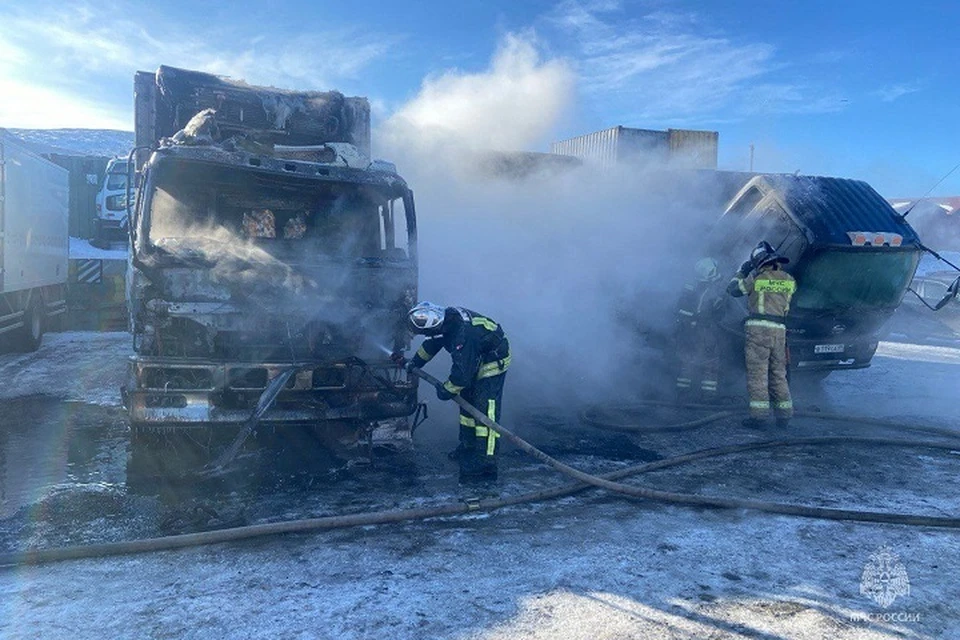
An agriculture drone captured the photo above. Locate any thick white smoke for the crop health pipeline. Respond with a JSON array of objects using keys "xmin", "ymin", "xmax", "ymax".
[
  {"xmin": 378, "ymin": 33, "xmax": 721, "ymax": 413},
  {"xmin": 382, "ymin": 34, "xmax": 575, "ymax": 155}
]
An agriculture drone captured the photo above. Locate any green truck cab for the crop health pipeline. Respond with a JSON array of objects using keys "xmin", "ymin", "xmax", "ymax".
[{"xmin": 712, "ymin": 174, "xmax": 923, "ymax": 374}]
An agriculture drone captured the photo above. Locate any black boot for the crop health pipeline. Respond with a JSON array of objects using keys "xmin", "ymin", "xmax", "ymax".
[
  {"xmin": 776, "ymin": 418, "xmax": 791, "ymax": 429},
  {"xmin": 742, "ymin": 417, "xmax": 767, "ymax": 429},
  {"xmin": 458, "ymin": 455, "xmax": 498, "ymax": 484}
]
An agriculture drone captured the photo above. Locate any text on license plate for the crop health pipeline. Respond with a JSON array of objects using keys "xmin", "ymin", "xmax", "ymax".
[{"xmin": 814, "ymin": 344, "xmax": 845, "ymax": 354}]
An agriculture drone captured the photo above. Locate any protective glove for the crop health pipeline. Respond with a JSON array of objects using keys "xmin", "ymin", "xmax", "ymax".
[
  {"xmin": 736, "ymin": 260, "xmax": 753, "ymax": 278},
  {"xmin": 390, "ymin": 351, "xmax": 407, "ymax": 367},
  {"xmin": 404, "ymin": 360, "xmax": 417, "ymax": 373},
  {"xmin": 436, "ymin": 385, "xmax": 455, "ymax": 401}
]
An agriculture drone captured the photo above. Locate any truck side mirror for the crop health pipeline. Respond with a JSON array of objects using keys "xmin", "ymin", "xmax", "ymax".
[{"xmin": 933, "ymin": 276, "xmax": 960, "ymax": 311}]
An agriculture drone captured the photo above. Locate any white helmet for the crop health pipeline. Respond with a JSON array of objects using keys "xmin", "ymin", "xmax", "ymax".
[
  {"xmin": 408, "ymin": 301, "xmax": 445, "ymax": 332},
  {"xmin": 695, "ymin": 257, "xmax": 720, "ymax": 282}
]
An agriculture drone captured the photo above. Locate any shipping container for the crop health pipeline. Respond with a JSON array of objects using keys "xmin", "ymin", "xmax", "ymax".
[
  {"xmin": 668, "ymin": 129, "xmax": 719, "ymax": 168},
  {"xmin": 473, "ymin": 150, "xmax": 582, "ymax": 179},
  {"xmin": 551, "ymin": 126, "xmax": 718, "ymax": 169}
]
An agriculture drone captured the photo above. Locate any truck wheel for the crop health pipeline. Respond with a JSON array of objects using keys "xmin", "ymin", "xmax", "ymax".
[{"xmin": 15, "ymin": 299, "xmax": 44, "ymax": 352}]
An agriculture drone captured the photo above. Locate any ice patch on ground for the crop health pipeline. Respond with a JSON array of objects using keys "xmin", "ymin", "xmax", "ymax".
[
  {"xmin": 0, "ymin": 332, "xmax": 130, "ymax": 405},
  {"xmin": 876, "ymin": 341, "xmax": 960, "ymax": 364}
]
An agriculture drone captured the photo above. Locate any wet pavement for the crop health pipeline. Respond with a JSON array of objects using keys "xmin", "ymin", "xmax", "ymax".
[
  {"xmin": 0, "ymin": 381, "xmax": 667, "ymax": 555},
  {"xmin": 2, "ymin": 372, "xmax": 956, "ymax": 559},
  {"xmin": 3, "ymin": 333, "xmax": 960, "ymax": 639}
]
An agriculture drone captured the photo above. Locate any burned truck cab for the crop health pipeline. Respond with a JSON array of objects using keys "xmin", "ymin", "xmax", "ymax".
[{"xmin": 125, "ymin": 66, "xmax": 418, "ymax": 452}]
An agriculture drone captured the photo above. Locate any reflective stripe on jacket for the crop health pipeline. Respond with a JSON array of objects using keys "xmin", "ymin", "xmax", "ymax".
[
  {"xmin": 411, "ymin": 307, "xmax": 510, "ymax": 394},
  {"xmin": 677, "ymin": 280, "xmax": 723, "ymax": 328},
  {"xmin": 728, "ymin": 265, "xmax": 796, "ymax": 321}
]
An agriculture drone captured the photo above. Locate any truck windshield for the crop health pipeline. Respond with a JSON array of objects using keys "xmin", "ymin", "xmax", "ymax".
[
  {"xmin": 145, "ymin": 165, "xmax": 408, "ymax": 262},
  {"xmin": 793, "ymin": 251, "xmax": 920, "ymax": 311},
  {"xmin": 106, "ymin": 173, "xmax": 127, "ymax": 190}
]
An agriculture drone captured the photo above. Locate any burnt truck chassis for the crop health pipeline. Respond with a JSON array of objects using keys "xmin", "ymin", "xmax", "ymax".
[
  {"xmin": 125, "ymin": 143, "xmax": 419, "ymax": 454},
  {"xmin": 126, "ymin": 357, "xmax": 417, "ymax": 426}
]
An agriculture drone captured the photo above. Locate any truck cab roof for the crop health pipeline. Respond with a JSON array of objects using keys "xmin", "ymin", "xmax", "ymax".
[{"xmin": 726, "ymin": 174, "xmax": 922, "ymax": 249}]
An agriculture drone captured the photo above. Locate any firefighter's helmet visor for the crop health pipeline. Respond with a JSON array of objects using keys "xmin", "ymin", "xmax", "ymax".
[{"xmin": 409, "ymin": 302, "xmax": 445, "ymax": 331}]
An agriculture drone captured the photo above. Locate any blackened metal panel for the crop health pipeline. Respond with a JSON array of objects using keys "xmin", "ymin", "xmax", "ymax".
[
  {"xmin": 134, "ymin": 70, "xmax": 158, "ymax": 171},
  {"xmin": 141, "ymin": 66, "xmax": 372, "ymax": 154}
]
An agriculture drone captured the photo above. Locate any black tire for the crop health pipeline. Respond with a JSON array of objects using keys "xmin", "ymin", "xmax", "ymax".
[{"xmin": 14, "ymin": 299, "xmax": 43, "ymax": 352}]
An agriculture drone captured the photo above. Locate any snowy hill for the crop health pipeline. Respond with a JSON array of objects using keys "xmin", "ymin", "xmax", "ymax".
[{"xmin": 6, "ymin": 128, "xmax": 134, "ymax": 158}]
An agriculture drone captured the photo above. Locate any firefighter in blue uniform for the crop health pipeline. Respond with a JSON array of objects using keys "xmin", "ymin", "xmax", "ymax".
[{"xmin": 397, "ymin": 302, "xmax": 511, "ymax": 481}]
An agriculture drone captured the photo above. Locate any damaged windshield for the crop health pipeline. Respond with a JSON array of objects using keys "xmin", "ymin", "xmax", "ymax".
[{"xmin": 145, "ymin": 161, "xmax": 410, "ymax": 262}]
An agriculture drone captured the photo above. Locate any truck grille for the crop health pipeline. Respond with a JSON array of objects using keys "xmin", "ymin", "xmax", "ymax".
[
  {"xmin": 140, "ymin": 367, "xmax": 215, "ymax": 391},
  {"xmin": 226, "ymin": 366, "xmax": 348, "ymax": 391}
]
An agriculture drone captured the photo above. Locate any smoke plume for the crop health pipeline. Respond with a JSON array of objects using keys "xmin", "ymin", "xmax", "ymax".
[
  {"xmin": 379, "ymin": 33, "xmax": 719, "ymax": 412},
  {"xmin": 382, "ymin": 34, "xmax": 576, "ymax": 156}
]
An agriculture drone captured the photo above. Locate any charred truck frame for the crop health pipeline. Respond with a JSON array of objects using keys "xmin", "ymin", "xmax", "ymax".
[{"xmin": 124, "ymin": 66, "xmax": 419, "ymax": 455}]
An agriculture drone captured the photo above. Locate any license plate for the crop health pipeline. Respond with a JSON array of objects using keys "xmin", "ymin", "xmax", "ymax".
[{"xmin": 814, "ymin": 344, "xmax": 845, "ymax": 354}]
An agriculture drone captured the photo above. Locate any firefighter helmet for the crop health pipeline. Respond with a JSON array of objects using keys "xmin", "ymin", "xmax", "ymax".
[
  {"xmin": 408, "ymin": 302, "xmax": 445, "ymax": 333},
  {"xmin": 750, "ymin": 241, "xmax": 789, "ymax": 269},
  {"xmin": 695, "ymin": 257, "xmax": 721, "ymax": 282}
]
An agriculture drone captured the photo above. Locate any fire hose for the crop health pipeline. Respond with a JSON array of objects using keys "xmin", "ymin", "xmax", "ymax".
[{"xmin": 2, "ymin": 368, "xmax": 960, "ymax": 568}]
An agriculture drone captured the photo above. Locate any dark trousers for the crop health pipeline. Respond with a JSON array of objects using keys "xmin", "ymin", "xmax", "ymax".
[
  {"xmin": 675, "ymin": 326, "xmax": 720, "ymax": 399},
  {"xmin": 457, "ymin": 372, "xmax": 506, "ymax": 477}
]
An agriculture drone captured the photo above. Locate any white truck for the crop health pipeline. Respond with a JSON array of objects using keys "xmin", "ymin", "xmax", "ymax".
[
  {"xmin": 0, "ymin": 129, "xmax": 68, "ymax": 351},
  {"xmin": 92, "ymin": 157, "xmax": 131, "ymax": 247}
]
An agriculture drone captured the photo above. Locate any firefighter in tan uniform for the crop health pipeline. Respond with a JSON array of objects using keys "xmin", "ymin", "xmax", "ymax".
[{"xmin": 727, "ymin": 242, "xmax": 797, "ymax": 428}]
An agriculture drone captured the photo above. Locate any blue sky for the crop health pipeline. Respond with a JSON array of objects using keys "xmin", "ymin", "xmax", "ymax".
[{"xmin": 0, "ymin": 0, "xmax": 957, "ymax": 196}]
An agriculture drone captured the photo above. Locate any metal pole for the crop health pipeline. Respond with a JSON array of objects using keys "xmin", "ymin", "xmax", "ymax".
[{"xmin": 749, "ymin": 144, "xmax": 755, "ymax": 172}]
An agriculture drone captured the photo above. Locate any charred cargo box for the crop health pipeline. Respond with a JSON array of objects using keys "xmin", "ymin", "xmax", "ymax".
[
  {"xmin": 125, "ymin": 67, "xmax": 418, "ymax": 453},
  {"xmin": 710, "ymin": 174, "xmax": 922, "ymax": 373},
  {"xmin": 134, "ymin": 66, "xmax": 371, "ymax": 159}
]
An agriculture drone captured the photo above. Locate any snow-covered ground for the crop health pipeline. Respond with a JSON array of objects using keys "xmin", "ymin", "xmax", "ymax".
[
  {"xmin": 0, "ymin": 333, "xmax": 958, "ymax": 639},
  {"xmin": 69, "ymin": 237, "xmax": 127, "ymax": 261}
]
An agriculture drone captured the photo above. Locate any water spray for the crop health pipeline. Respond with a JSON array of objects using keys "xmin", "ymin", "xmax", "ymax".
[{"xmin": 372, "ymin": 341, "xmax": 394, "ymax": 357}]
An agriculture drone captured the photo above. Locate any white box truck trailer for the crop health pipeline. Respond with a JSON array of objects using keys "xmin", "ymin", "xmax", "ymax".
[{"xmin": 0, "ymin": 129, "xmax": 68, "ymax": 350}]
